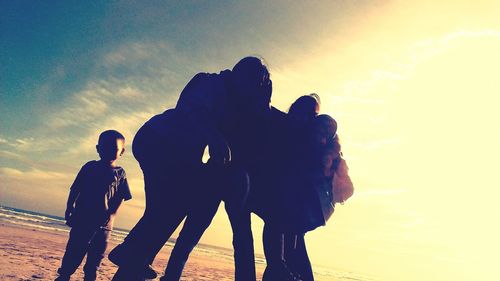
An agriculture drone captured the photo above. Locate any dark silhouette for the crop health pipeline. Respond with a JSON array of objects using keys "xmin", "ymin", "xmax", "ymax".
[
  {"xmin": 262, "ymin": 94, "xmax": 350, "ymax": 281},
  {"xmin": 163, "ymin": 103, "xmax": 289, "ymax": 280},
  {"xmin": 282, "ymin": 113, "xmax": 342, "ymax": 281},
  {"xmin": 109, "ymin": 57, "xmax": 272, "ymax": 281},
  {"xmin": 55, "ymin": 130, "xmax": 132, "ymax": 281},
  {"xmin": 261, "ymin": 94, "xmax": 321, "ymax": 281},
  {"xmin": 161, "ymin": 164, "xmax": 250, "ymax": 281}
]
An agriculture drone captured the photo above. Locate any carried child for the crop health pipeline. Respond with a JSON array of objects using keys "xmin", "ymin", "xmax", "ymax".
[
  {"xmin": 55, "ymin": 130, "xmax": 132, "ymax": 281},
  {"xmin": 311, "ymin": 114, "xmax": 354, "ymax": 226}
]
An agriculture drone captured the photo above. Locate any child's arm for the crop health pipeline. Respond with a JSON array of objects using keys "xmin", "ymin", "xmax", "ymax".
[
  {"xmin": 106, "ymin": 198, "xmax": 124, "ymax": 218},
  {"xmin": 65, "ymin": 188, "xmax": 79, "ymax": 221},
  {"xmin": 65, "ymin": 165, "xmax": 86, "ymax": 225},
  {"xmin": 104, "ymin": 170, "xmax": 132, "ymax": 223}
]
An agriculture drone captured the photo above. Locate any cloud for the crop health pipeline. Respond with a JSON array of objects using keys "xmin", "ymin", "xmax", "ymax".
[
  {"xmin": 0, "ymin": 149, "xmax": 21, "ymax": 159},
  {"xmin": 0, "ymin": 138, "xmax": 36, "ymax": 151},
  {"xmin": 48, "ymin": 85, "xmax": 110, "ymax": 129},
  {"xmin": 0, "ymin": 167, "xmax": 23, "ymax": 177},
  {"xmin": 0, "ymin": 167, "xmax": 70, "ymax": 180},
  {"xmin": 117, "ymin": 86, "xmax": 143, "ymax": 99}
]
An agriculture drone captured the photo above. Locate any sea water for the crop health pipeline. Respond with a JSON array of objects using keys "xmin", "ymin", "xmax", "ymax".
[{"xmin": 0, "ymin": 205, "xmax": 378, "ymax": 281}]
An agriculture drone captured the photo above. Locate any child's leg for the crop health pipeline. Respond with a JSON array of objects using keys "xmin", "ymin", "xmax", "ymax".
[
  {"xmin": 57, "ymin": 226, "xmax": 96, "ymax": 279},
  {"xmin": 83, "ymin": 228, "xmax": 111, "ymax": 281}
]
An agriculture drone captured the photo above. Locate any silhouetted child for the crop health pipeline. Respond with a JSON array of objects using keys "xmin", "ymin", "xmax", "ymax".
[
  {"xmin": 55, "ymin": 130, "xmax": 132, "ymax": 281},
  {"xmin": 312, "ymin": 114, "xmax": 353, "ymax": 209}
]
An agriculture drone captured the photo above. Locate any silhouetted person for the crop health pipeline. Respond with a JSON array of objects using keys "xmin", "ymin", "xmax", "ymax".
[
  {"xmin": 109, "ymin": 57, "xmax": 272, "ymax": 281},
  {"xmin": 282, "ymin": 114, "xmax": 341, "ymax": 281},
  {"xmin": 160, "ymin": 163, "xmax": 249, "ymax": 281},
  {"xmin": 261, "ymin": 94, "xmax": 320, "ymax": 281},
  {"xmin": 264, "ymin": 94, "xmax": 352, "ymax": 281},
  {"xmin": 55, "ymin": 130, "xmax": 132, "ymax": 281},
  {"xmin": 160, "ymin": 102, "xmax": 288, "ymax": 281}
]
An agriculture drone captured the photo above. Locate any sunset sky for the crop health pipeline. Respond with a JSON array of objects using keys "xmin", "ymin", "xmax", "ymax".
[{"xmin": 1, "ymin": 1, "xmax": 500, "ymax": 280}]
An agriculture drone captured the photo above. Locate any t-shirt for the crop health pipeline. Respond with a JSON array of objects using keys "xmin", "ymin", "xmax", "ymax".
[{"xmin": 70, "ymin": 160, "xmax": 132, "ymax": 229}]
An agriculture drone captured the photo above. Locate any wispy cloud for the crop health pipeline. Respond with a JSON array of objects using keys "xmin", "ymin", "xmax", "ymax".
[
  {"xmin": 0, "ymin": 137, "xmax": 36, "ymax": 151},
  {"xmin": 0, "ymin": 166, "xmax": 70, "ymax": 180}
]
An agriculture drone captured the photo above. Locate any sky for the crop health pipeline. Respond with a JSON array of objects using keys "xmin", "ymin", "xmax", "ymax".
[{"xmin": 1, "ymin": 1, "xmax": 500, "ymax": 280}]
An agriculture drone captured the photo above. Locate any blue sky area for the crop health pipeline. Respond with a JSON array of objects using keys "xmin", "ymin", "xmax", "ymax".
[{"xmin": 2, "ymin": 2, "xmax": 500, "ymax": 280}]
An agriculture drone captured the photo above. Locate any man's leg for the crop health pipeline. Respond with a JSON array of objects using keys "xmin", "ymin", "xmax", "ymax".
[
  {"xmin": 161, "ymin": 198, "xmax": 221, "ymax": 281},
  {"xmin": 57, "ymin": 226, "xmax": 96, "ymax": 280},
  {"xmin": 285, "ymin": 233, "xmax": 314, "ymax": 281},
  {"xmin": 262, "ymin": 223, "xmax": 285, "ymax": 281},
  {"xmin": 221, "ymin": 167, "xmax": 256, "ymax": 281},
  {"xmin": 83, "ymin": 228, "xmax": 110, "ymax": 281},
  {"xmin": 227, "ymin": 205, "xmax": 256, "ymax": 281},
  {"xmin": 110, "ymin": 205, "xmax": 187, "ymax": 266}
]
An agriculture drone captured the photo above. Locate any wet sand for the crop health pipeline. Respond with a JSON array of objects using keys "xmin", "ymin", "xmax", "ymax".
[{"xmin": 0, "ymin": 222, "xmax": 265, "ymax": 281}]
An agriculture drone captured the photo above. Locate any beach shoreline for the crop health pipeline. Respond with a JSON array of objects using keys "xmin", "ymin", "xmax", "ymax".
[
  {"xmin": 0, "ymin": 221, "xmax": 264, "ymax": 281},
  {"xmin": 0, "ymin": 205, "xmax": 352, "ymax": 281}
]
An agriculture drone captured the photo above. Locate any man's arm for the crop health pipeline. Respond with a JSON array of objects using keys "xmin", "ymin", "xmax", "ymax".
[{"xmin": 176, "ymin": 72, "xmax": 231, "ymax": 164}]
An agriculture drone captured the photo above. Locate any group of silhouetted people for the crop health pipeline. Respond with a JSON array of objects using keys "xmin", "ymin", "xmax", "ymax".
[{"xmin": 56, "ymin": 56, "xmax": 353, "ymax": 281}]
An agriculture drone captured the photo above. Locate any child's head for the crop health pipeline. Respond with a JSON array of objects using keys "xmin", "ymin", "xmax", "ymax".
[
  {"xmin": 314, "ymin": 114, "xmax": 338, "ymax": 146},
  {"xmin": 288, "ymin": 94, "xmax": 321, "ymax": 121},
  {"xmin": 314, "ymin": 115, "xmax": 341, "ymax": 173},
  {"xmin": 96, "ymin": 130, "xmax": 125, "ymax": 162}
]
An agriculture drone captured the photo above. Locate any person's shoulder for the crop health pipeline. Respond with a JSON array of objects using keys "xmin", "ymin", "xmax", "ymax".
[
  {"xmin": 191, "ymin": 72, "xmax": 211, "ymax": 81},
  {"xmin": 75, "ymin": 160, "xmax": 99, "ymax": 178},
  {"xmin": 113, "ymin": 166, "xmax": 127, "ymax": 176},
  {"xmin": 190, "ymin": 71, "xmax": 221, "ymax": 83},
  {"xmin": 81, "ymin": 160, "xmax": 99, "ymax": 170},
  {"xmin": 179, "ymin": 71, "xmax": 223, "ymax": 97},
  {"xmin": 270, "ymin": 106, "xmax": 288, "ymax": 126},
  {"xmin": 270, "ymin": 106, "xmax": 287, "ymax": 119}
]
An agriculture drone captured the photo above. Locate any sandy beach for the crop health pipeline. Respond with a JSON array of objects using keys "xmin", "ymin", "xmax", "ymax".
[{"xmin": 0, "ymin": 221, "xmax": 266, "ymax": 281}]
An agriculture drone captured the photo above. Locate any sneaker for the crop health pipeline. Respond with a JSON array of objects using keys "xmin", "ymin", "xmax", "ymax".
[
  {"xmin": 108, "ymin": 244, "xmax": 126, "ymax": 266},
  {"xmin": 54, "ymin": 275, "xmax": 70, "ymax": 281},
  {"xmin": 112, "ymin": 267, "xmax": 146, "ymax": 281},
  {"xmin": 144, "ymin": 264, "xmax": 158, "ymax": 279},
  {"xmin": 83, "ymin": 275, "xmax": 96, "ymax": 281},
  {"xmin": 263, "ymin": 262, "xmax": 303, "ymax": 281}
]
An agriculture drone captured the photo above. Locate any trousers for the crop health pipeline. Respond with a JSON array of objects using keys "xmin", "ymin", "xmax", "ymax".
[{"xmin": 58, "ymin": 224, "xmax": 110, "ymax": 280}]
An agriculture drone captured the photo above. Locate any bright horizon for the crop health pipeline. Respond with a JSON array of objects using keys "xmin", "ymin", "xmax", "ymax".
[{"xmin": 1, "ymin": 1, "xmax": 500, "ymax": 280}]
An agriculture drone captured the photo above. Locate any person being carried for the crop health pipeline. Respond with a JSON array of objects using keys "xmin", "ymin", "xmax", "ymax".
[{"xmin": 55, "ymin": 130, "xmax": 132, "ymax": 281}]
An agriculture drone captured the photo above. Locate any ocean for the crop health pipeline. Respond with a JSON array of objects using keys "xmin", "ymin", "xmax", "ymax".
[{"xmin": 0, "ymin": 205, "xmax": 376, "ymax": 281}]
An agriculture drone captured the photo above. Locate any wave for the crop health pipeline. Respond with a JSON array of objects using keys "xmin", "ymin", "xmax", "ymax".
[{"xmin": 0, "ymin": 205, "xmax": 378, "ymax": 281}]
